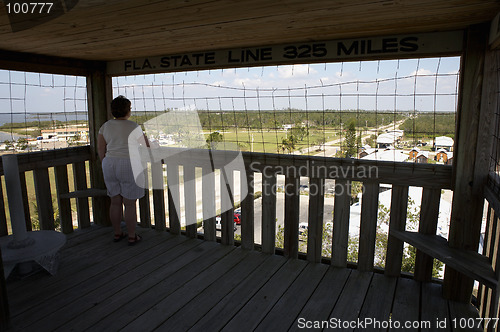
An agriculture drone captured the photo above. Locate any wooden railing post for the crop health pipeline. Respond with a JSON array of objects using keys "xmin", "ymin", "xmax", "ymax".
[
  {"xmin": 184, "ymin": 165, "xmax": 197, "ymax": 238},
  {"xmin": 358, "ymin": 182, "xmax": 379, "ymax": 272},
  {"xmin": 414, "ymin": 187, "xmax": 441, "ymax": 281},
  {"xmin": 385, "ymin": 185, "xmax": 409, "ymax": 277},
  {"xmin": 152, "ymin": 160, "xmax": 166, "ymax": 232},
  {"xmin": 167, "ymin": 162, "xmax": 180, "ymax": 234},
  {"xmin": 54, "ymin": 165, "xmax": 73, "ymax": 234},
  {"xmin": 138, "ymin": 166, "xmax": 151, "ymax": 228},
  {"xmin": 220, "ymin": 169, "xmax": 234, "ymax": 246},
  {"xmin": 307, "ymin": 177, "xmax": 324, "ymax": 263},
  {"xmin": 33, "ymin": 167, "xmax": 55, "ymax": 230},
  {"xmin": 261, "ymin": 172, "xmax": 277, "ymax": 254},
  {"xmin": 284, "ymin": 175, "xmax": 299, "ymax": 259},
  {"xmin": 202, "ymin": 166, "xmax": 216, "ymax": 241},
  {"xmin": 331, "ymin": 179, "xmax": 351, "ymax": 267},
  {"xmin": 19, "ymin": 172, "xmax": 31, "ymax": 232},
  {"xmin": 240, "ymin": 170, "xmax": 254, "ymax": 250},
  {"xmin": 72, "ymin": 162, "xmax": 90, "ymax": 229}
]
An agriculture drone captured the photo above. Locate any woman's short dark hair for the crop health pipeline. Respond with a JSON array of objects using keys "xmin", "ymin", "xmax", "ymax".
[{"xmin": 110, "ymin": 95, "xmax": 131, "ymax": 118}]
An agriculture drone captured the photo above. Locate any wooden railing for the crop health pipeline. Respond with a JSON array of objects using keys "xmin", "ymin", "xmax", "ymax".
[
  {"xmin": 134, "ymin": 147, "xmax": 453, "ymax": 279},
  {"xmin": 0, "ymin": 146, "xmax": 95, "ymax": 235},
  {"xmin": 3, "ymin": 146, "xmax": 497, "ymax": 304},
  {"xmin": 477, "ymin": 172, "xmax": 500, "ymax": 327}
]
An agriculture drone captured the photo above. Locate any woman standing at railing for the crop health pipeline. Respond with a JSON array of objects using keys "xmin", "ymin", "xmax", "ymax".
[{"xmin": 97, "ymin": 95, "xmax": 149, "ymax": 245}]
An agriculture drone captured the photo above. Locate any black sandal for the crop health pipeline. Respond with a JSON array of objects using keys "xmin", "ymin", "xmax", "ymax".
[
  {"xmin": 128, "ymin": 234, "xmax": 142, "ymax": 246},
  {"xmin": 113, "ymin": 232, "xmax": 127, "ymax": 242}
]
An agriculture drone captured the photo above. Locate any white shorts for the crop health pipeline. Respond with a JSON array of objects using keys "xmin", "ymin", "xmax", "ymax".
[{"xmin": 102, "ymin": 156, "xmax": 145, "ymax": 200}]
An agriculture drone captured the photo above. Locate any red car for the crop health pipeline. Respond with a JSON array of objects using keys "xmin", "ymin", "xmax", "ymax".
[{"xmin": 233, "ymin": 213, "xmax": 241, "ymax": 225}]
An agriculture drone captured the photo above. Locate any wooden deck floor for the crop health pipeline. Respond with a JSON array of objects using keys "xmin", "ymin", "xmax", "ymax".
[{"xmin": 5, "ymin": 226, "xmax": 480, "ymax": 331}]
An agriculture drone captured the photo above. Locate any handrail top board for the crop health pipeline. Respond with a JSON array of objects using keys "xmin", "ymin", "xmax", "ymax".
[{"xmin": 59, "ymin": 189, "xmax": 107, "ymax": 199}]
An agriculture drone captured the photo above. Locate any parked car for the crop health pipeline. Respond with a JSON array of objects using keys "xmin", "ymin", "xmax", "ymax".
[
  {"xmin": 299, "ymin": 222, "xmax": 308, "ymax": 241},
  {"xmin": 233, "ymin": 213, "xmax": 241, "ymax": 225},
  {"xmin": 215, "ymin": 215, "xmax": 237, "ymax": 231}
]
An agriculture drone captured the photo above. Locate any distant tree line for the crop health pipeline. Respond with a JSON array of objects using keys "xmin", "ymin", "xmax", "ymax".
[
  {"xmin": 131, "ymin": 109, "xmax": 406, "ymax": 132},
  {"xmin": 399, "ymin": 112, "xmax": 455, "ymax": 139}
]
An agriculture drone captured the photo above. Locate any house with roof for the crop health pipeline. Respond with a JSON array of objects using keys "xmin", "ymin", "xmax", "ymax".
[
  {"xmin": 436, "ymin": 149, "xmax": 454, "ymax": 164},
  {"xmin": 434, "ymin": 136, "xmax": 454, "ymax": 151},
  {"xmin": 415, "ymin": 151, "xmax": 429, "ymax": 163},
  {"xmin": 408, "ymin": 147, "xmax": 420, "ymax": 160}
]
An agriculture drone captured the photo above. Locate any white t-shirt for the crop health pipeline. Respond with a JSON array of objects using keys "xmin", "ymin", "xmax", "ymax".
[{"xmin": 99, "ymin": 119, "xmax": 141, "ymax": 158}]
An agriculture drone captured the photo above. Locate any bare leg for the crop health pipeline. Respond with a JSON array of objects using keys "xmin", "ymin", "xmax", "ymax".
[
  {"xmin": 110, "ymin": 195, "xmax": 123, "ymax": 235},
  {"xmin": 123, "ymin": 197, "xmax": 137, "ymax": 239}
]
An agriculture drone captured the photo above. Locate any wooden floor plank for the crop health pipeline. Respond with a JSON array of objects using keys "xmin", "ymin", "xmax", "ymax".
[
  {"xmin": 325, "ymin": 269, "xmax": 373, "ymax": 330},
  {"xmin": 21, "ymin": 236, "xmax": 202, "ymax": 332},
  {"xmin": 158, "ymin": 250, "xmax": 270, "ymax": 331},
  {"xmin": 389, "ymin": 277, "xmax": 421, "ymax": 332},
  {"xmin": 221, "ymin": 258, "xmax": 308, "ymax": 331},
  {"xmin": 190, "ymin": 254, "xmax": 288, "ymax": 331},
  {"xmin": 355, "ymin": 273, "xmax": 397, "ymax": 332},
  {"xmin": 288, "ymin": 267, "xmax": 351, "ymax": 332},
  {"xmin": 84, "ymin": 243, "xmax": 235, "ymax": 332},
  {"xmin": 421, "ymin": 282, "xmax": 451, "ymax": 332},
  {"xmin": 6, "ymin": 225, "xmax": 111, "ymax": 291},
  {"xmin": 4, "ymin": 229, "xmax": 483, "ymax": 332},
  {"xmin": 8, "ymin": 228, "xmax": 163, "ymax": 312},
  {"xmin": 255, "ymin": 262, "xmax": 329, "ymax": 331},
  {"xmin": 122, "ymin": 248, "xmax": 251, "ymax": 331},
  {"xmin": 11, "ymin": 232, "xmax": 188, "ymax": 329},
  {"xmin": 51, "ymin": 240, "xmax": 222, "ymax": 332}
]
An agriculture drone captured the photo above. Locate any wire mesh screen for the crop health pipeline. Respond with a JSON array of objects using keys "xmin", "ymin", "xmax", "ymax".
[
  {"xmin": 0, "ymin": 70, "xmax": 88, "ymax": 152},
  {"xmin": 113, "ymin": 57, "xmax": 459, "ymax": 163}
]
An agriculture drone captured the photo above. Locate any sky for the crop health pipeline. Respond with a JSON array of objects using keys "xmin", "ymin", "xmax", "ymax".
[{"xmin": 0, "ymin": 56, "xmax": 461, "ymax": 119}]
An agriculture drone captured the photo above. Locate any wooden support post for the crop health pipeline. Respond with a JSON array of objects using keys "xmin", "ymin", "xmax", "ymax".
[
  {"xmin": 331, "ymin": 179, "xmax": 351, "ymax": 267},
  {"xmin": 261, "ymin": 172, "xmax": 277, "ymax": 254},
  {"xmin": 385, "ymin": 185, "xmax": 409, "ymax": 277},
  {"xmin": 240, "ymin": 170, "xmax": 254, "ymax": 250},
  {"xmin": 444, "ymin": 24, "xmax": 490, "ymax": 302},
  {"xmin": 284, "ymin": 175, "xmax": 299, "ymax": 259},
  {"xmin": 307, "ymin": 177, "xmax": 324, "ymax": 263},
  {"xmin": 87, "ymin": 69, "xmax": 111, "ymax": 227}
]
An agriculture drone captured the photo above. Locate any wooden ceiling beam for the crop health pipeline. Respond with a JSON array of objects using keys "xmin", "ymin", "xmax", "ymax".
[{"xmin": 0, "ymin": 50, "xmax": 105, "ymax": 76}]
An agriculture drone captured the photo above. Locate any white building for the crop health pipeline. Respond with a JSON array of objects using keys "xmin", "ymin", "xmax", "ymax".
[
  {"xmin": 434, "ymin": 136, "xmax": 454, "ymax": 151},
  {"xmin": 360, "ymin": 147, "xmax": 408, "ymax": 162}
]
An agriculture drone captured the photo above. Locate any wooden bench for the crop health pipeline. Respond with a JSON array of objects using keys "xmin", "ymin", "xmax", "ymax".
[{"xmin": 390, "ymin": 230, "xmax": 498, "ymax": 289}]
